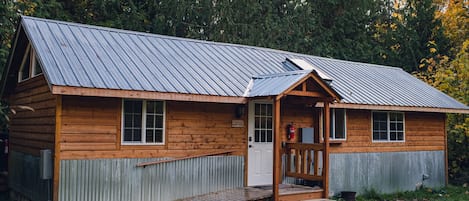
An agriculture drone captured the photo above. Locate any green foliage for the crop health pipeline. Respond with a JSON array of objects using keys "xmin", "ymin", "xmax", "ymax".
[
  {"xmin": 0, "ymin": 0, "xmax": 18, "ymax": 73},
  {"xmin": 359, "ymin": 188, "xmax": 383, "ymax": 200},
  {"xmin": 423, "ymin": 0, "xmax": 469, "ymax": 185},
  {"xmin": 379, "ymin": 0, "xmax": 449, "ymax": 72},
  {"xmin": 356, "ymin": 185, "xmax": 469, "ymax": 201}
]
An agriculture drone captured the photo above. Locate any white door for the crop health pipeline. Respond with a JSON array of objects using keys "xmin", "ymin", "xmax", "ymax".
[{"xmin": 247, "ymin": 101, "xmax": 274, "ymax": 186}]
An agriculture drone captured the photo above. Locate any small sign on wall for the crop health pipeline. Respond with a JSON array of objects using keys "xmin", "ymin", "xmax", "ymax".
[{"xmin": 232, "ymin": 120, "xmax": 245, "ymax": 128}]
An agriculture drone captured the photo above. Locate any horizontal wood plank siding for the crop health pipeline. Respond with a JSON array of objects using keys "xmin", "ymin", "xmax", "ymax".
[
  {"xmin": 58, "ymin": 95, "xmax": 446, "ymax": 158},
  {"xmin": 60, "ymin": 96, "xmax": 119, "ymax": 153},
  {"xmin": 330, "ymin": 110, "xmax": 446, "ymax": 153},
  {"xmin": 8, "ymin": 75, "xmax": 56, "ymax": 156},
  {"xmin": 59, "ymin": 97, "xmax": 246, "ymax": 159},
  {"xmin": 280, "ymin": 98, "xmax": 317, "ymax": 143}
]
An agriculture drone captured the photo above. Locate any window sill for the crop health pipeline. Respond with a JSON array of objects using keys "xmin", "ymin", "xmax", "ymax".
[
  {"xmin": 329, "ymin": 140, "xmax": 345, "ymax": 144},
  {"xmin": 371, "ymin": 140, "xmax": 405, "ymax": 143}
]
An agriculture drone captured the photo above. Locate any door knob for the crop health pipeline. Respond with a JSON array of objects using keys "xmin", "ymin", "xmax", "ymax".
[{"xmin": 249, "ymin": 145, "xmax": 252, "ymax": 148}]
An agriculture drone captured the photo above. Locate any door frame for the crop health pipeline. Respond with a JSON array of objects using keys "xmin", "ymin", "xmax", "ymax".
[{"xmin": 247, "ymin": 99, "xmax": 274, "ymax": 186}]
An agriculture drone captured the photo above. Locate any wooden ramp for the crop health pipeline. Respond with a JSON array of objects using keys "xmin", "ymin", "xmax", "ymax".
[{"xmin": 176, "ymin": 184, "xmax": 330, "ymax": 201}]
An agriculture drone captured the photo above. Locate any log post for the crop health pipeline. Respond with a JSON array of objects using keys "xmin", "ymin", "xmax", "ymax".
[
  {"xmin": 323, "ymin": 101, "xmax": 330, "ymax": 198},
  {"xmin": 273, "ymin": 98, "xmax": 281, "ymax": 200}
]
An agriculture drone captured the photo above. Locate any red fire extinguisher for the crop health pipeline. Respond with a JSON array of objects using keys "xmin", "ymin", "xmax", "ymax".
[{"xmin": 287, "ymin": 123, "xmax": 295, "ymax": 140}]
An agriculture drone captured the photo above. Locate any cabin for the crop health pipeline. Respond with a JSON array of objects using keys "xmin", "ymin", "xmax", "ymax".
[{"xmin": 1, "ymin": 16, "xmax": 468, "ymax": 201}]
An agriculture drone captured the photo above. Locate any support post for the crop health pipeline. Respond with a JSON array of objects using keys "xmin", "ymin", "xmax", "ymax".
[
  {"xmin": 273, "ymin": 98, "xmax": 281, "ymax": 201},
  {"xmin": 323, "ymin": 102, "xmax": 330, "ymax": 198},
  {"xmin": 53, "ymin": 95, "xmax": 62, "ymax": 201}
]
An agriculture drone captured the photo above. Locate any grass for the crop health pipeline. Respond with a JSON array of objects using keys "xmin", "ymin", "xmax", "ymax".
[{"xmin": 352, "ymin": 185, "xmax": 469, "ymax": 201}]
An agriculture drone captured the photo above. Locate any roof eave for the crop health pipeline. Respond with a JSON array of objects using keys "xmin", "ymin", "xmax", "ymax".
[
  {"xmin": 51, "ymin": 85, "xmax": 247, "ymax": 104},
  {"xmin": 318, "ymin": 102, "xmax": 469, "ymax": 114}
]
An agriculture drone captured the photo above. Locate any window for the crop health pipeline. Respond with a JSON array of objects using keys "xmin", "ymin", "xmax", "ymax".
[
  {"xmin": 330, "ymin": 108, "xmax": 346, "ymax": 140},
  {"xmin": 32, "ymin": 50, "xmax": 43, "ymax": 76},
  {"xmin": 254, "ymin": 103, "xmax": 273, "ymax": 143},
  {"xmin": 18, "ymin": 46, "xmax": 31, "ymax": 82},
  {"xmin": 319, "ymin": 108, "xmax": 347, "ymax": 140},
  {"xmin": 18, "ymin": 46, "xmax": 43, "ymax": 82},
  {"xmin": 372, "ymin": 111, "xmax": 404, "ymax": 142},
  {"xmin": 122, "ymin": 99, "xmax": 165, "ymax": 144}
]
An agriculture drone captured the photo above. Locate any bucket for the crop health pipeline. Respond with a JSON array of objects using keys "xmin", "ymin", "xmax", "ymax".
[{"xmin": 341, "ymin": 191, "xmax": 356, "ymax": 201}]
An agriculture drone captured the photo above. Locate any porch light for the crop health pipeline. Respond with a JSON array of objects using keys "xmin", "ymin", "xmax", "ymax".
[{"xmin": 235, "ymin": 104, "xmax": 246, "ymax": 118}]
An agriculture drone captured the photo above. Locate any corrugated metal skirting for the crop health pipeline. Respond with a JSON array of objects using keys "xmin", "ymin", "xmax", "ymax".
[
  {"xmin": 329, "ymin": 151, "xmax": 445, "ymax": 196},
  {"xmin": 59, "ymin": 156, "xmax": 244, "ymax": 201},
  {"xmin": 9, "ymin": 151, "xmax": 50, "ymax": 201}
]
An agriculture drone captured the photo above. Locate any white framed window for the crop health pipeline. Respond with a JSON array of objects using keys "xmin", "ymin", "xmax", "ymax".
[
  {"xmin": 122, "ymin": 99, "xmax": 165, "ymax": 145},
  {"xmin": 319, "ymin": 108, "xmax": 347, "ymax": 140},
  {"xmin": 372, "ymin": 111, "xmax": 405, "ymax": 142},
  {"xmin": 31, "ymin": 49, "xmax": 43, "ymax": 76},
  {"xmin": 18, "ymin": 45, "xmax": 43, "ymax": 82},
  {"xmin": 18, "ymin": 45, "xmax": 32, "ymax": 82},
  {"xmin": 330, "ymin": 108, "xmax": 346, "ymax": 140}
]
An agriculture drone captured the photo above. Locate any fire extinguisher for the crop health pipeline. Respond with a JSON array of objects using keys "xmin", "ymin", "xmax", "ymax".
[{"xmin": 287, "ymin": 123, "xmax": 295, "ymax": 140}]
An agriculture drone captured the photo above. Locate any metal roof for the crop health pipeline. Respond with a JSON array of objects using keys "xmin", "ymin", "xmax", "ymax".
[
  {"xmin": 244, "ymin": 70, "xmax": 311, "ymax": 97},
  {"xmin": 15, "ymin": 16, "xmax": 469, "ymax": 110}
]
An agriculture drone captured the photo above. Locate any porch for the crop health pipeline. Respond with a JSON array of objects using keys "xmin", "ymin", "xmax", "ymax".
[
  {"xmin": 244, "ymin": 63, "xmax": 341, "ymax": 200},
  {"xmin": 177, "ymin": 184, "xmax": 328, "ymax": 201}
]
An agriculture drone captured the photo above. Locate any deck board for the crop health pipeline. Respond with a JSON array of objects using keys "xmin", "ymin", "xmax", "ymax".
[{"xmin": 176, "ymin": 184, "xmax": 326, "ymax": 201}]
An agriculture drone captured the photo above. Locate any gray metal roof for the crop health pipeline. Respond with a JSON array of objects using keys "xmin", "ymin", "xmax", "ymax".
[
  {"xmin": 17, "ymin": 16, "xmax": 468, "ymax": 110},
  {"xmin": 244, "ymin": 70, "xmax": 311, "ymax": 97}
]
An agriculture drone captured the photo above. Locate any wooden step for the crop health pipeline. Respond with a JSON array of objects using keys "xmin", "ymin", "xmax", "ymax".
[{"xmin": 279, "ymin": 190, "xmax": 324, "ymax": 201}]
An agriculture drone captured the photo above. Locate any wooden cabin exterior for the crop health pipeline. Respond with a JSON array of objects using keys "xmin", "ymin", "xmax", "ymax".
[{"xmin": 2, "ymin": 16, "xmax": 468, "ymax": 201}]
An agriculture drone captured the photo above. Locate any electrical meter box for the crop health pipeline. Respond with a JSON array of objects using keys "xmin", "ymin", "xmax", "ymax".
[
  {"xmin": 40, "ymin": 149, "xmax": 52, "ymax": 180},
  {"xmin": 301, "ymin": 127, "xmax": 314, "ymax": 143}
]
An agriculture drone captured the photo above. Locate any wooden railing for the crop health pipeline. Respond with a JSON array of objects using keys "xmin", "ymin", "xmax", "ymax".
[
  {"xmin": 136, "ymin": 150, "xmax": 235, "ymax": 168},
  {"xmin": 285, "ymin": 143, "xmax": 324, "ymax": 181}
]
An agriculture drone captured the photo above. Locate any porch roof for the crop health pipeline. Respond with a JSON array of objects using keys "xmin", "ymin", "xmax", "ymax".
[{"xmin": 244, "ymin": 70, "xmax": 308, "ymax": 97}]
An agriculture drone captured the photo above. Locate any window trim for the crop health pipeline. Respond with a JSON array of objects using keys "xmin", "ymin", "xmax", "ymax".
[
  {"xmin": 121, "ymin": 99, "xmax": 166, "ymax": 145},
  {"xmin": 18, "ymin": 45, "xmax": 32, "ymax": 83},
  {"xmin": 330, "ymin": 108, "xmax": 347, "ymax": 140},
  {"xmin": 371, "ymin": 111, "xmax": 405, "ymax": 142},
  {"xmin": 319, "ymin": 108, "xmax": 347, "ymax": 141},
  {"xmin": 31, "ymin": 49, "xmax": 43, "ymax": 77},
  {"xmin": 18, "ymin": 45, "xmax": 43, "ymax": 83}
]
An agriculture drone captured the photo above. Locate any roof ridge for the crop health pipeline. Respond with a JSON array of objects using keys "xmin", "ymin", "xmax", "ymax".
[
  {"xmin": 21, "ymin": 16, "xmax": 403, "ymax": 71},
  {"xmin": 253, "ymin": 70, "xmax": 311, "ymax": 79}
]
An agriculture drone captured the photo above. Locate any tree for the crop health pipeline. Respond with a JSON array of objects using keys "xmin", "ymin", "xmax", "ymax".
[
  {"xmin": 379, "ymin": 0, "xmax": 449, "ymax": 72},
  {"xmin": 0, "ymin": 0, "xmax": 18, "ymax": 73},
  {"xmin": 415, "ymin": 0, "xmax": 469, "ymax": 185}
]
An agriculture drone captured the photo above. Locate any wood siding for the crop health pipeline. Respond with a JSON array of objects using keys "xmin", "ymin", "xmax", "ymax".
[
  {"xmin": 59, "ymin": 97, "xmax": 246, "ymax": 159},
  {"xmin": 280, "ymin": 98, "xmax": 317, "ymax": 143},
  {"xmin": 57, "ymin": 95, "xmax": 446, "ymax": 158},
  {"xmin": 330, "ymin": 109, "xmax": 446, "ymax": 153},
  {"xmin": 8, "ymin": 75, "xmax": 56, "ymax": 156}
]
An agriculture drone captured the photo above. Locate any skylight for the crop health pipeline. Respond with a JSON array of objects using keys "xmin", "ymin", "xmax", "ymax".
[{"xmin": 286, "ymin": 58, "xmax": 333, "ymax": 81}]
